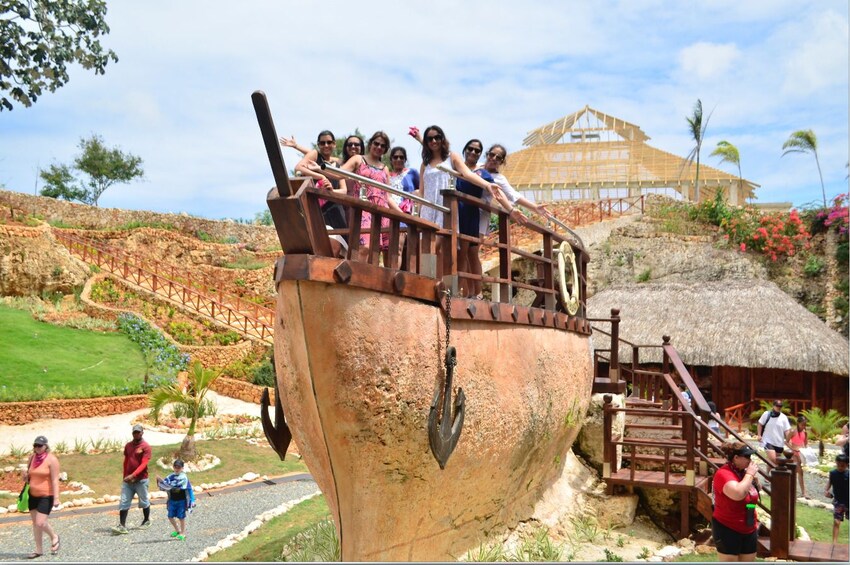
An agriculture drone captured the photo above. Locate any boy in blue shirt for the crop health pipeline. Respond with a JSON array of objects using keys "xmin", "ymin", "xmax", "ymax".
[
  {"xmin": 825, "ymin": 453, "xmax": 849, "ymax": 544},
  {"xmin": 156, "ymin": 460, "xmax": 195, "ymax": 541}
]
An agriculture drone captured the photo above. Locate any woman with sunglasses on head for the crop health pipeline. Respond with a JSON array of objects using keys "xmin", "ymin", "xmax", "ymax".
[
  {"xmin": 319, "ymin": 131, "xmax": 402, "ymax": 264},
  {"xmin": 416, "ymin": 126, "xmax": 512, "ymax": 275},
  {"xmin": 22, "ymin": 436, "xmax": 61, "ymax": 559},
  {"xmin": 713, "ymin": 441, "xmax": 761, "ymax": 562},
  {"xmin": 388, "ymin": 146, "xmax": 419, "ymax": 264}
]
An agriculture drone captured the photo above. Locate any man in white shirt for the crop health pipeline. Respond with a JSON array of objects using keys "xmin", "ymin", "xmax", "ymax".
[{"xmin": 757, "ymin": 400, "xmax": 792, "ymax": 465}]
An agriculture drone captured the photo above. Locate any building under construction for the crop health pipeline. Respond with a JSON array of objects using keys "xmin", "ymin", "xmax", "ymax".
[{"xmin": 502, "ymin": 106, "xmax": 758, "ymax": 206}]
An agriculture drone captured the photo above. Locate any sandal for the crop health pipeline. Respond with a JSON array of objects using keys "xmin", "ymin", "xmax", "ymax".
[
  {"xmin": 51, "ymin": 535, "xmax": 60, "ymax": 554},
  {"xmin": 26, "ymin": 553, "xmax": 42, "ymax": 559}
]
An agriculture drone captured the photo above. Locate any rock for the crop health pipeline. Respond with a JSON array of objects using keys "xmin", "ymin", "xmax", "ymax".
[
  {"xmin": 59, "ymin": 472, "xmax": 68, "ymax": 481},
  {"xmin": 4, "ymin": 466, "xmax": 15, "ymax": 473},
  {"xmin": 695, "ymin": 544, "xmax": 714, "ymax": 554},
  {"xmin": 7, "ymin": 504, "xmax": 17, "ymax": 512},
  {"xmin": 0, "ymin": 507, "xmax": 7, "ymax": 514},
  {"xmin": 655, "ymin": 545, "xmax": 682, "ymax": 559},
  {"xmin": 676, "ymin": 538, "xmax": 695, "ymax": 551},
  {"xmin": 596, "ymin": 493, "xmax": 639, "ymax": 529},
  {"xmin": 241, "ymin": 472, "xmax": 259, "ymax": 482},
  {"xmin": 577, "ymin": 394, "xmax": 625, "ymax": 471},
  {"xmin": 193, "ymin": 486, "xmax": 203, "ymax": 493}
]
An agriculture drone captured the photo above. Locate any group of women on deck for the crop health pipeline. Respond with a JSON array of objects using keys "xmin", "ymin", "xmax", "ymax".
[{"xmin": 279, "ymin": 125, "xmax": 551, "ymax": 298}]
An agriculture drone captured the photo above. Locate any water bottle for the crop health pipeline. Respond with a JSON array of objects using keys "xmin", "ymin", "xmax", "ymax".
[{"xmin": 745, "ymin": 503, "xmax": 756, "ymax": 527}]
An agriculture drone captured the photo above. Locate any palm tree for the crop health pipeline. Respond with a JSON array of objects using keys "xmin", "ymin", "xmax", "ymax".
[
  {"xmin": 782, "ymin": 129, "xmax": 826, "ymax": 208},
  {"xmin": 149, "ymin": 361, "xmax": 222, "ymax": 461},
  {"xmin": 684, "ymin": 99, "xmax": 714, "ymax": 202},
  {"xmin": 710, "ymin": 140, "xmax": 743, "ymax": 202},
  {"xmin": 800, "ymin": 407, "xmax": 847, "ymax": 458}
]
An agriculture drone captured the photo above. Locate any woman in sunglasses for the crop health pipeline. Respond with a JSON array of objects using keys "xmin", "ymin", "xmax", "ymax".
[
  {"xmin": 319, "ymin": 131, "xmax": 402, "ymax": 263},
  {"xmin": 23, "ymin": 436, "xmax": 61, "ymax": 559},
  {"xmin": 481, "ymin": 144, "xmax": 551, "ymax": 227},
  {"xmin": 284, "ymin": 131, "xmax": 349, "ymax": 233},
  {"xmin": 454, "ymin": 139, "xmax": 493, "ymax": 298},
  {"xmin": 388, "ymin": 146, "xmax": 419, "ymax": 264},
  {"xmin": 713, "ymin": 442, "xmax": 761, "ymax": 561}
]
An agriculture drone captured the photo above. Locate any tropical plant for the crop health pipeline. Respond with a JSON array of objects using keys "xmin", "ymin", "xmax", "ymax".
[
  {"xmin": 710, "ymin": 140, "xmax": 744, "ymax": 201},
  {"xmin": 148, "ymin": 361, "xmax": 222, "ymax": 461},
  {"xmin": 684, "ymin": 99, "xmax": 714, "ymax": 203},
  {"xmin": 799, "ymin": 407, "xmax": 847, "ymax": 458},
  {"xmin": 782, "ymin": 129, "xmax": 826, "ymax": 208}
]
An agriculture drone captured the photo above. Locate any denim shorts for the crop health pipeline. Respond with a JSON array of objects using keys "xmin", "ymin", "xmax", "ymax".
[{"xmin": 119, "ymin": 478, "xmax": 150, "ymax": 510}]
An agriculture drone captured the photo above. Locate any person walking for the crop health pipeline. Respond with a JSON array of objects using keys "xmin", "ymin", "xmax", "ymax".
[
  {"xmin": 756, "ymin": 400, "xmax": 791, "ymax": 465},
  {"xmin": 23, "ymin": 435, "xmax": 61, "ymax": 559},
  {"xmin": 712, "ymin": 442, "xmax": 761, "ymax": 561},
  {"xmin": 786, "ymin": 415, "xmax": 809, "ymax": 497},
  {"xmin": 112, "ymin": 424, "xmax": 152, "ymax": 534},
  {"xmin": 825, "ymin": 453, "xmax": 849, "ymax": 544},
  {"xmin": 156, "ymin": 459, "xmax": 195, "ymax": 541}
]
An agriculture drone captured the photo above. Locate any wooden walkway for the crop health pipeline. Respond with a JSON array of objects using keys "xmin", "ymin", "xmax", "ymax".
[
  {"xmin": 54, "ymin": 230, "xmax": 274, "ymax": 343},
  {"xmin": 758, "ymin": 537, "xmax": 849, "ymax": 562}
]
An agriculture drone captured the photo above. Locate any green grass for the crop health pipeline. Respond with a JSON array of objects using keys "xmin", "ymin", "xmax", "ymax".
[
  {"xmin": 206, "ymin": 494, "xmax": 330, "ymax": 561},
  {"xmin": 0, "ymin": 305, "xmax": 147, "ymax": 400},
  {"xmin": 0, "ymin": 438, "xmax": 308, "ymax": 505}
]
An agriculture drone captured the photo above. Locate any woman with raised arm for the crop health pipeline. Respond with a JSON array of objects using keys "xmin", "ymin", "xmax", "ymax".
[
  {"xmin": 454, "ymin": 139, "xmax": 493, "ymax": 298},
  {"xmin": 320, "ymin": 131, "xmax": 402, "ymax": 264},
  {"xmin": 481, "ymin": 144, "xmax": 551, "ymax": 226},
  {"xmin": 712, "ymin": 442, "xmax": 761, "ymax": 562},
  {"xmin": 282, "ymin": 131, "xmax": 348, "ymax": 232}
]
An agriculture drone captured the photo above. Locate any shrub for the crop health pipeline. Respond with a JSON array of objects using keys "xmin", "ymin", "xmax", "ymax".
[
  {"xmin": 803, "ymin": 255, "xmax": 825, "ymax": 277},
  {"xmin": 116, "ymin": 313, "xmax": 188, "ymax": 377},
  {"xmin": 252, "ymin": 359, "xmax": 276, "ymax": 387},
  {"xmin": 636, "ymin": 268, "xmax": 651, "ymax": 283}
]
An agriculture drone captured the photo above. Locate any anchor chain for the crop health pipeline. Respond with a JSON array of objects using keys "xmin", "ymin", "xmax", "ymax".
[{"xmin": 428, "ymin": 289, "xmax": 465, "ymax": 469}]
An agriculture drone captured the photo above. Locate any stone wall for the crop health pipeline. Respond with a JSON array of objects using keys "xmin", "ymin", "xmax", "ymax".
[
  {"xmin": 0, "ymin": 189, "xmax": 279, "ymax": 250},
  {"xmin": 211, "ymin": 376, "xmax": 274, "ymax": 405},
  {"xmin": 0, "ymin": 395, "xmax": 148, "ymax": 425},
  {"xmin": 0, "ymin": 223, "xmax": 90, "ymax": 296}
]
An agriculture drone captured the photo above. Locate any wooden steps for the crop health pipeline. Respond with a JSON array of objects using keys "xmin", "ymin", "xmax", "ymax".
[
  {"xmin": 757, "ymin": 538, "xmax": 849, "ymax": 562},
  {"xmin": 621, "ymin": 453, "xmax": 725, "ymax": 466},
  {"xmin": 625, "ymin": 423, "xmax": 683, "ymax": 433},
  {"xmin": 606, "ymin": 469, "xmax": 709, "ymax": 491}
]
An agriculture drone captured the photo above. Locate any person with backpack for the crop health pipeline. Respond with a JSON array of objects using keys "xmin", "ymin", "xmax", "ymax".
[
  {"xmin": 756, "ymin": 400, "xmax": 791, "ymax": 465},
  {"xmin": 156, "ymin": 459, "xmax": 195, "ymax": 541}
]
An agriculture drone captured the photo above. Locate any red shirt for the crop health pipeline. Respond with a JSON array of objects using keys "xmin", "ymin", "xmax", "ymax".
[
  {"xmin": 123, "ymin": 439, "xmax": 152, "ymax": 480},
  {"xmin": 713, "ymin": 463, "xmax": 759, "ymax": 534}
]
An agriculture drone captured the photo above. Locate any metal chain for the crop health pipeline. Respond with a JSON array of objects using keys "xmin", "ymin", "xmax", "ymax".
[{"xmin": 444, "ymin": 289, "xmax": 454, "ymax": 370}]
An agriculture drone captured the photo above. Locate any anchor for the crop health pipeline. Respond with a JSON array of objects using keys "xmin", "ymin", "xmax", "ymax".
[
  {"xmin": 428, "ymin": 345, "xmax": 465, "ymax": 469},
  {"xmin": 260, "ymin": 354, "xmax": 292, "ymax": 461}
]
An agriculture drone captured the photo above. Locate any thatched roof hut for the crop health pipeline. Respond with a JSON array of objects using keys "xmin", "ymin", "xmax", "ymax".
[{"xmin": 587, "ymin": 279, "xmax": 849, "ymax": 377}]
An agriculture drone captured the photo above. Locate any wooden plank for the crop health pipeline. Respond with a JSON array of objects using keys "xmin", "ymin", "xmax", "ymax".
[{"xmin": 251, "ymin": 91, "xmax": 292, "ymax": 196}]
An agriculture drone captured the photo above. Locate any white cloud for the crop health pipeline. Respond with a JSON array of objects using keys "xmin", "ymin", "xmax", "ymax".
[
  {"xmin": 781, "ymin": 10, "xmax": 850, "ymax": 96},
  {"xmin": 678, "ymin": 42, "xmax": 742, "ymax": 81}
]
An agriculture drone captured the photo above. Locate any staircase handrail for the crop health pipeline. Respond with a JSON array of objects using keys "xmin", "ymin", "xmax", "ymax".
[
  {"xmin": 54, "ymin": 230, "xmax": 274, "ymax": 342},
  {"xmin": 53, "ymin": 228, "xmax": 275, "ymax": 311}
]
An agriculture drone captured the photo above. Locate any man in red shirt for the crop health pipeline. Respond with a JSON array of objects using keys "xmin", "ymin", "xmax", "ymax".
[{"xmin": 111, "ymin": 424, "xmax": 152, "ymax": 535}]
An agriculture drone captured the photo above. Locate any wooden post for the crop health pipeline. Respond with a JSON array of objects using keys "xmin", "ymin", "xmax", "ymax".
[
  {"xmin": 769, "ymin": 463, "xmax": 793, "ymax": 559},
  {"xmin": 609, "ymin": 308, "xmax": 620, "ymax": 383},
  {"xmin": 498, "ymin": 211, "xmax": 512, "ymax": 304},
  {"xmin": 602, "ymin": 394, "xmax": 614, "ymax": 494}
]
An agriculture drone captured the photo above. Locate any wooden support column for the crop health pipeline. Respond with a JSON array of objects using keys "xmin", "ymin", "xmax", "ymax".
[
  {"xmin": 602, "ymin": 395, "xmax": 614, "ymax": 495},
  {"xmin": 769, "ymin": 462, "xmax": 793, "ymax": 559},
  {"xmin": 609, "ymin": 308, "xmax": 620, "ymax": 383}
]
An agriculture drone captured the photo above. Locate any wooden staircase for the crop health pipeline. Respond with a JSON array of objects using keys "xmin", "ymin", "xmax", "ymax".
[
  {"xmin": 54, "ymin": 229, "xmax": 275, "ymax": 343},
  {"xmin": 591, "ymin": 308, "xmax": 848, "ymax": 561}
]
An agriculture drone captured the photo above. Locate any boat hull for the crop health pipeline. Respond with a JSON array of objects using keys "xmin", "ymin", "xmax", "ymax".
[{"xmin": 273, "ymin": 280, "xmax": 593, "ymax": 561}]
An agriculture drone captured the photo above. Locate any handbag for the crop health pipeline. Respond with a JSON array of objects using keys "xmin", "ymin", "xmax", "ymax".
[
  {"xmin": 17, "ymin": 483, "xmax": 29, "ymax": 513},
  {"xmin": 800, "ymin": 446, "xmax": 819, "ymax": 466}
]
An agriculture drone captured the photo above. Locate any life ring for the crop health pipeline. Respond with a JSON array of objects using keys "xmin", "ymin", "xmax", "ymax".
[{"xmin": 556, "ymin": 241, "xmax": 580, "ymax": 316}]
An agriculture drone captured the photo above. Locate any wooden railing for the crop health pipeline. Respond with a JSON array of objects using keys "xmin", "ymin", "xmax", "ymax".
[
  {"xmin": 723, "ymin": 398, "xmax": 813, "ymax": 432},
  {"xmin": 54, "ymin": 230, "xmax": 274, "ymax": 343},
  {"xmin": 593, "ymin": 309, "xmax": 800, "ymax": 558}
]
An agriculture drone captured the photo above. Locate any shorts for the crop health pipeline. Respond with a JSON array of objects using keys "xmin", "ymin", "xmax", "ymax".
[
  {"xmin": 28, "ymin": 495, "xmax": 54, "ymax": 515},
  {"xmin": 765, "ymin": 443, "xmax": 784, "ymax": 454},
  {"xmin": 119, "ymin": 478, "xmax": 150, "ymax": 511},
  {"xmin": 167, "ymin": 499, "xmax": 187, "ymax": 520},
  {"xmin": 834, "ymin": 501, "xmax": 849, "ymax": 522},
  {"xmin": 712, "ymin": 518, "xmax": 758, "ymax": 556}
]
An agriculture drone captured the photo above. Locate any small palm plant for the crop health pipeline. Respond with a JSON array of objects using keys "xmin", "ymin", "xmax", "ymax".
[
  {"xmin": 711, "ymin": 140, "xmax": 744, "ymax": 201},
  {"xmin": 684, "ymin": 99, "xmax": 714, "ymax": 203},
  {"xmin": 800, "ymin": 407, "xmax": 847, "ymax": 458},
  {"xmin": 149, "ymin": 360, "xmax": 222, "ymax": 461},
  {"xmin": 782, "ymin": 129, "xmax": 826, "ymax": 208}
]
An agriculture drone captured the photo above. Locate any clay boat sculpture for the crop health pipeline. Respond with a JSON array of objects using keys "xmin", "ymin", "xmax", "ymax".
[{"xmin": 252, "ymin": 90, "xmax": 595, "ymax": 561}]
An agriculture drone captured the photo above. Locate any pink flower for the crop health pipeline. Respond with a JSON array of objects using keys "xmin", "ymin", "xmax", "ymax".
[{"xmin": 739, "ymin": 243, "xmax": 747, "ymax": 252}]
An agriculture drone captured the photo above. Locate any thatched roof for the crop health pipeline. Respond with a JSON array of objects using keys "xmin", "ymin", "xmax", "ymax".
[{"xmin": 587, "ymin": 279, "xmax": 849, "ymax": 376}]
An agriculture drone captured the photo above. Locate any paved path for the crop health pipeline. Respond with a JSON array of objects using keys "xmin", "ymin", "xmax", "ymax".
[
  {"xmin": 0, "ymin": 392, "xmax": 262, "ymax": 456},
  {"xmin": 0, "ymin": 475, "xmax": 318, "ymax": 562}
]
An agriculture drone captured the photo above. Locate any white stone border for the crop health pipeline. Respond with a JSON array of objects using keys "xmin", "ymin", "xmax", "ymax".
[{"xmin": 191, "ymin": 489, "xmax": 321, "ymax": 561}]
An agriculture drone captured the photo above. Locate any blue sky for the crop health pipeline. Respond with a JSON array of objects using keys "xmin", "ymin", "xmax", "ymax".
[{"xmin": 1, "ymin": 0, "xmax": 847, "ymax": 220}]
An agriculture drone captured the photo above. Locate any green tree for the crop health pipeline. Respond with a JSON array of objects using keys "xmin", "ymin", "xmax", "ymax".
[
  {"xmin": 0, "ymin": 0, "xmax": 118, "ymax": 111},
  {"xmin": 800, "ymin": 407, "xmax": 846, "ymax": 458},
  {"xmin": 782, "ymin": 129, "xmax": 827, "ymax": 208},
  {"xmin": 710, "ymin": 140, "xmax": 743, "ymax": 202},
  {"xmin": 40, "ymin": 134, "xmax": 144, "ymax": 206},
  {"xmin": 148, "ymin": 361, "xmax": 222, "ymax": 462},
  {"xmin": 684, "ymin": 99, "xmax": 713, "ymax": 203}
]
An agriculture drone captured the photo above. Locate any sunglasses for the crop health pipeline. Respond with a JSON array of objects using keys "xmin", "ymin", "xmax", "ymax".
[
  {"xmin": 318, "ymin": 140, "xmax": 335, "ymax": 146},
  {"xmin": 33, "ymin": 444, "xmax": 44, "ymax": 448},
  {"xmin": 346, "ymin": 142, "xmax": 362, "ymax": 148},
  {"xmin": 371, "ymin": 141, "xmax": 387, "ymax": 150},
  {"xmin": 487, "ymin": 151, "xmax": 504, "ymax": 162},
  {"xmin": 465, "ymin": 146, "xmax": 482, "ymax": 154},
  {"xmin": 391, "ymin": 154, "xmax": 406, "ymax": 160},
  {"xmin": 425, "ymin": 134, "xmax": 443, "ymax": 143}
]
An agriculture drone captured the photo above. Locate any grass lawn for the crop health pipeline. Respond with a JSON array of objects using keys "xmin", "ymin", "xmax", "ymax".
[
  {"xmin": 0, "ymin": 305, "xmax": 147, "ymax": 400},
  {"xmin": 0, "ymin": 438, "xmax": 308, "ymax": 505},
  {"xmin": 206, "ymin": 495, "xmax": 330, "ymax": 561}
]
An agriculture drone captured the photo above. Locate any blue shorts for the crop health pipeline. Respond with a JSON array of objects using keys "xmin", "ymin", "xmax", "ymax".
[
  {"xmin": 834, "ymin": 501, "xmax": 849, "ymax": 522},
  {"xmin": 167, "ymin": 499, "xmax": 187, "ymax": 519}
]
